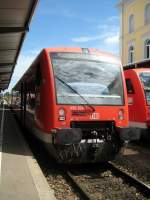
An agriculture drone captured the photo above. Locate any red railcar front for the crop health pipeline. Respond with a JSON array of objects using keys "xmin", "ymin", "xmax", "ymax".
[{"xmin": 12, "ymin": 47, "xmax": 129, "ymax": 163}]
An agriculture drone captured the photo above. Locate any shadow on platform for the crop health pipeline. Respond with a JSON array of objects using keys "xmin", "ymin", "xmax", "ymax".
[{"xmin": 0, "ymin": 106, "xmax": 30, "ymax": 156}]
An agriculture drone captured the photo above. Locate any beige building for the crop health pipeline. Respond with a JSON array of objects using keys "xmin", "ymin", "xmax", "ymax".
[{"xmin": 118, "ymin": 0, "xmax": 150, "ymax": 65}]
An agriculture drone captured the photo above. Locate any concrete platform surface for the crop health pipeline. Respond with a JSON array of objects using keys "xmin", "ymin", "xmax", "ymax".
[{"xmin": 0, "ymin": 106, "xmax": 56, "ymax": 200}]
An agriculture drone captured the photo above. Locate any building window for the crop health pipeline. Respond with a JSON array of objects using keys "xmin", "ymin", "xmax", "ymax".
[
  {"xmin": 128, "ymin": 46, "xmax": 134, "ymax": 63},
  {"xmin": 144, "ymin": 39, "xmax": 150, "ymax": 59},
  {"xmin": 145, "ymin": 4, "xmax": 150, "ymax": 25},
  {"xmin": 129, "ymin": 14, "xmax": 134, "ymax": 33}
]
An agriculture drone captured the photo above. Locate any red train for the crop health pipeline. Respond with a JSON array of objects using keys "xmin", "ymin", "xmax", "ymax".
[
  {"xmin": 12, "ymin": 47, "xmax": 129, "ymax": 163},
  {"xmin": 124, "ymin": 60, "xmax": 150, "ymax": 140}
]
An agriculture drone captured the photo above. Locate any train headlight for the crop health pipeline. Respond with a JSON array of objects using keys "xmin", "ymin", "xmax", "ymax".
[
  {"xmin": 58, "ymin": 108, "xmax": 66, "ymax": 121},
  {"xmin": 118, "ymin": 109, "xmax": 124, "ymax": 120},
  {"xmin": 59, "ymin": 108, "xmax": 65, "ymax": 116}
]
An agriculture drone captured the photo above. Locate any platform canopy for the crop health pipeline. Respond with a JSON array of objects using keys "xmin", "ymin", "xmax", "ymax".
[{"xmin": 0, "ymin": 0, "xmax": 38, "ymax": 91}]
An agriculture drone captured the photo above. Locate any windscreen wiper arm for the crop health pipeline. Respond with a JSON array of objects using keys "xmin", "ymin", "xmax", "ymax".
[{"xmin": 55, "ymin": 75, "xmax": 95, "ymax": 112}]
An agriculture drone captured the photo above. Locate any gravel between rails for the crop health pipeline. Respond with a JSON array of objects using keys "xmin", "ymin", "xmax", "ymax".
[
  {"xmin": 46, "ymin": 171, "xmax": 80, "ymax": 200},
  {"xmin": 113, "ymin": 145, "xmax": 150, "ymax": 186},
  {"xmin": 68, "ymin": 165, "xmax": 149, "ymax": 200}
]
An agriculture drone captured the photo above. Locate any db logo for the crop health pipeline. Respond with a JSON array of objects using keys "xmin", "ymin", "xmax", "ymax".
[{"xmin": 91, "ymin": 112, "xmax": 100, "ymax": 120}]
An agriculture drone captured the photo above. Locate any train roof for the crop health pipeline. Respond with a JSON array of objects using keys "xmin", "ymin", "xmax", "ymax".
[{"xmin": 44, "ymin": 47, "xmax": 119, "ymax": 58}]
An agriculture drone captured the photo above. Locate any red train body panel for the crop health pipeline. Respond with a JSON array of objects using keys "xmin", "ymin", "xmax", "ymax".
[
  {"xmin": 124, "ymin": 67, "xmax": 150, "ymax": 139},
  {"xmin": 12, "ymin": 47, "xmax": 129, "ymax": 163}
]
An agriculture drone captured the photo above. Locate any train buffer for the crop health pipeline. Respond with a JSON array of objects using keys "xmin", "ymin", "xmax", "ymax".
[{"xmin": 0, "ymin": 106, "xmax": 56, "ymax": 200}]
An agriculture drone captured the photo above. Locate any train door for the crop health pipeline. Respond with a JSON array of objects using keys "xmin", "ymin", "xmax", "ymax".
[
  {"xmin": 25, "ymin": 80, "xmax": 36, "ymax": 129},
  {"xmin": 17, "ymin": 81, "xmax": 27, "ymax": 126},
  {"xmin": 21, "ymin": 82, "xmax": 27, "ymax": 126},
  {"xmin": 125, "ymin": 77, "xmax": 136, "ymax": 123},
  {"xmin": 35, "ymin": 63, "xmax": 43, "ymax": 129}
]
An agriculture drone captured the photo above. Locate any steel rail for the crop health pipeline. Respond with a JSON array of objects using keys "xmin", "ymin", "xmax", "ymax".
[
  {"xmin": 66, "ymin": 171, "xmax": 92, "ymax": 200},
  {"xmin": 108, "ymin": 162, "xmax": 150, "ymax": 197}
]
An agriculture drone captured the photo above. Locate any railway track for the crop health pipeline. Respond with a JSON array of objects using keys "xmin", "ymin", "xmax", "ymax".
[
  {"xmin": 66, "ymin": 170, "xmax": 91, "ymax": 200},
  {"xmin": 108, "ymin": 162, "xmax": 150, "ymax": 197},
  {"xmin": 66, "ymin": 162, "xmax": 150, "ymax": 200}
]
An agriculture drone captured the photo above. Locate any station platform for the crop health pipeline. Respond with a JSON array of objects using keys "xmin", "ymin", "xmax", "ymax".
[{"xmin": 0, "ymin": 106, "xmax": 56, "ymax": 200}]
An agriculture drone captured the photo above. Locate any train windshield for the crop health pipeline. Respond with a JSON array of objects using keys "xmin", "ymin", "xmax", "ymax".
[
  {"xmin": 51, "ymin": 52, "xmax": 124, "ymax": 105},
  {"xmin": 139, "ymin": 72, "xmax": 150, "ymax": 105}
]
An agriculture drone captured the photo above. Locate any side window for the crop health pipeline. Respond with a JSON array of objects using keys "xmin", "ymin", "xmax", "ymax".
[
  {"xmin": 27, "ymin": 92, "xmax": 36, "ymax": 110},
  {"xmin": 126, "ymin": 79, "xmax": 134, "ymax": 94},
  {"xmin": 145, "ymin": 4, "xmax": 150, "ymax": 25},
  {"xmin": 26, "ymin": 80, "xmax": 36, "ymax": 111},
  {"xmin": 35, "ymin": 64, "xmax": 42, "ymax": 106},
  {"xmin": 36, "ymin": 64, "xmax": 42, "ymax": 86},
  {"xmin": 12, "ymin": 90, "xmax": 21, "ymax": 106},
  {"xmin": 129, "ymin": 14, "xmax": 134, "ymax": 33},
  {"xmin": 144, "ymin": 39, "xmax": 150, "ymax": 59},
  {"xmin": 128, "ymin": 45, "xmax": 134, "ymax": 63}
]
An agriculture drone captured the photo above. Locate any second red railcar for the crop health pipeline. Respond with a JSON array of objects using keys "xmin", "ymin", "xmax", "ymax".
[{"xmin": 124, "ymin": 61, "xmax": 150, "ymax": 140}]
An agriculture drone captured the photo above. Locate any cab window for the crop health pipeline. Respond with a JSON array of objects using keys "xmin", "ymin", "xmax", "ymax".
[
  {"xmin": 126, "ymin": 79, "xmax": 134, "ymax": 94},
  {"xmin": 36, "ymin": 64, "xmax": 42, "ymax": 86}
]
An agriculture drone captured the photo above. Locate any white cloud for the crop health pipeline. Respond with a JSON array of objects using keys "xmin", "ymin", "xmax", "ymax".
[
  {"xmin": 72, "ymin": 32, "xmax": 119, "ymax": 45},
  {"xmin": 108, "ymin": 16, "xmax": 120, "ymax": 22},
  {"xmin": 72, "ymin": 35, "xmax": 102, "ymax": 42},
  {"xmin": 29, "ymin": 49, "xmax": 41, "ymax": 55},
  {"xmin": 39, "ymin": 5, "xmax": 98, "ymax": 23},
  {"xmin": 41, "ymin": 8, "xmax": 76, "ymax": 18},
  {"xmin": 97, "ymin": 24, "xmax": 109, "ymax": 30},
  {"xmin": 71, "ymin": 15, "xmax": 120, "ymax": 54},
  {"xmin": 104, "ymin": 34, "xmax": 119, "ymax": 45}
]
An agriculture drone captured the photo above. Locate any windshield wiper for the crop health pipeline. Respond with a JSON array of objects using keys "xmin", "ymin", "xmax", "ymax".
[{"xmin": 55, "ymin": 75, "xmax": 95, "ymax": 112}]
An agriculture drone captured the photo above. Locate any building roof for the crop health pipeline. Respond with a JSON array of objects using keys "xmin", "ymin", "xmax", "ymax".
[
  {"xmin": 117, "ymin": 0, "xmax": 135, "ymax": 8},
  {"xmin": 0, "ymin": 0, "xmax": 38, "ymax": 91}
]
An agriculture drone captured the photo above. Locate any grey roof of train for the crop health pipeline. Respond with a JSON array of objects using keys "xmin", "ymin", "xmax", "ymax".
[{"xmin": 0, "ymin": 0, "xmax": 38, "ymax": 91}]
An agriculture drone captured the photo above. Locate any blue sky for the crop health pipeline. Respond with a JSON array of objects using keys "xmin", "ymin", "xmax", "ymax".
[{"xmin": 8, "ymin": 0, "xmax": 120, "ymax": 90}]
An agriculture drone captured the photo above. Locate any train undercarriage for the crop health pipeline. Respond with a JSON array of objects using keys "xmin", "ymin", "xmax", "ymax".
[{"xmin": 45, "ymin": 121, "xmax": 123, "ymax": 163}]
